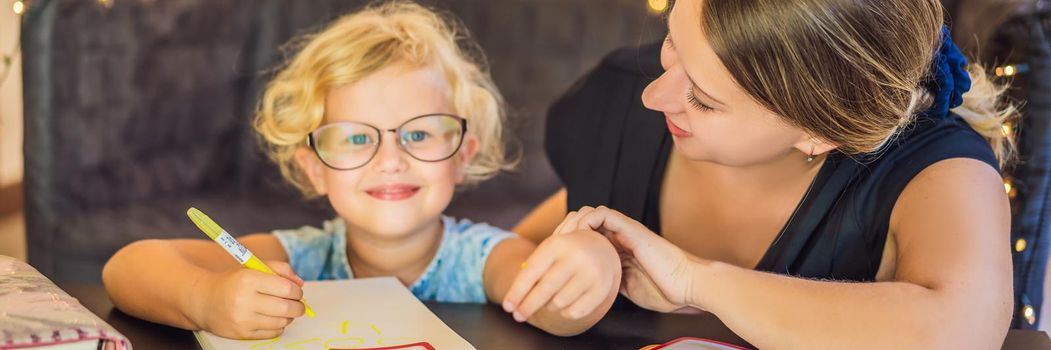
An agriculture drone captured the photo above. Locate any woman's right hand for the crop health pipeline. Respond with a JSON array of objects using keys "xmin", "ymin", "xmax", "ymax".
[
  {"xmin": 191, "ymin": 261, "xmax": 306, "ymax": 339},
  {"xmin": 621, "ymin": 254, "xmax": 702, "ymax": 313}
]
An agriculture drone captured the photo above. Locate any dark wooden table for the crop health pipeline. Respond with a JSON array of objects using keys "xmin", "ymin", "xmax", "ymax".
[{"xmin": 62, "ymin": 284, "xmax": 1050, "ymax": 349}]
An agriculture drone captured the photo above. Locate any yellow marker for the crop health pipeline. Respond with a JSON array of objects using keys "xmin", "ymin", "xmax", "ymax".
[{"xmin": 187, "ymin": 207, "xmax": 315, "ymax": 317}]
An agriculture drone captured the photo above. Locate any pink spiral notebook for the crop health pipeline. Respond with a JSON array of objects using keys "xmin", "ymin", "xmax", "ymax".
[{"xmin": 0, "ymin": 256, "xmax": 131, "ymax": 350}]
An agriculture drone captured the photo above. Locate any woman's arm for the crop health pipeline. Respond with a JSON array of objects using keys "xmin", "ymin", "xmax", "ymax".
[
  {"xmin": 569, "ymin": 158, "xmax": 1013, "ymax": 349},
  {"xmin": 512, "ymin": 188, "xmax": 567, "ymax": 244},
  {"xmin": 102, "ymin": 234, "xmax": 302, "ymax": 338},
  {"xmin": 685, "ymin": 158, "xmax": 1012, "ymax": 349},
  {"xmin": 484, "ymin": 233, "xmax": 619, "ymax": 336}
]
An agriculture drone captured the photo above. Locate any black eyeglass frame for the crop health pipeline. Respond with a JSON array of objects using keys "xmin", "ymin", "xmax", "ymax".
[{"xmin": 306, "ymin": 113, "xmax": 468, "ymax": 171}]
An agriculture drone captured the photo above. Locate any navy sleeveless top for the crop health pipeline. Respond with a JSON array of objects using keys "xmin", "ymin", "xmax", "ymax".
[{"xmin": 545, "ymin": 43, "xmax": 999, "ymax": 281}]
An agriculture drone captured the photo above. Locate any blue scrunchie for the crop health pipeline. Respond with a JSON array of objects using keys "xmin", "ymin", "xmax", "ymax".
[{"xmin": 921, "ymin": 25, "xmax": 972, "ymax": 120}]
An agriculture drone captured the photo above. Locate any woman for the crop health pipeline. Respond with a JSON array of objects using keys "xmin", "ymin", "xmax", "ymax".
[{"xmin": 506, "ymin": 0, "xmax": 1016, "ymax": 348}]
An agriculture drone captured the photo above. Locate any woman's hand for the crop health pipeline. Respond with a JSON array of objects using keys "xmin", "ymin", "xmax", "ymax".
[
  {"xmin": 190, "ymin": 261, "xmax": 306, "ymax": 339},
  {"xmin": 558, "ymin": 206, "xmax": 703, "ymax": 312},
  {"xmin": 621, "ymin": 255, "xmax": 699, "ymax": 313},
  {"xmin": 501, "ymin": 230, "xmax": 621, "ymax": 324}
]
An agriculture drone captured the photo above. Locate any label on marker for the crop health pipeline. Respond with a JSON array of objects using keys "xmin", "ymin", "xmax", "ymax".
[{"xmin": 214, "ymin": 231, "xmax": 253, "ymax": 265}]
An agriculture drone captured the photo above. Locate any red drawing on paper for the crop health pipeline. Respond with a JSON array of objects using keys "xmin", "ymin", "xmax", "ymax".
[{"xmin": 331, "ymin": 342, "xmax": 436, "ymax": 350}]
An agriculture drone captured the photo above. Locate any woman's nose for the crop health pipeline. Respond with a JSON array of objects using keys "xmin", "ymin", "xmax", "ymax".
[{"xmin": 642, "ymin": 70, "xmax": 686, "ymax": 115}]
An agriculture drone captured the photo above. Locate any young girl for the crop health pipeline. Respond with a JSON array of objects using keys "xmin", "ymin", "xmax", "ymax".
[{"xmin": 102, "ymin": 2, "xmax": 620, "ymax": 339}]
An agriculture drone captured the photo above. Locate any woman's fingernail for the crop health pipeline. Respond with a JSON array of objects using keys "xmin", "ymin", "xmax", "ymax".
[
  {"xmin": 502, "ymin": 301, "xmax": 514, "ymax": 312},
  {"xmin": 513, "ymin": 312, "xmax": 525, "ymax": 322}
]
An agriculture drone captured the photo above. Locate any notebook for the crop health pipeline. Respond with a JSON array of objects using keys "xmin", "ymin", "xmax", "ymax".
[
  {"xmin": 0, "ymin": 255, "xmax": 132, "ymax": 350},
  {"xmin": 194, "ymin": 277, "xmax": 475, "ymax": 350}
]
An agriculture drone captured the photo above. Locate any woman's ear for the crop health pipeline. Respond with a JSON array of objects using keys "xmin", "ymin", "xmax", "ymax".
[
  {"xmin": 294, "ymin": 147, "xmax": 328, "ymax": 195},
  {"xmin": 791, "ymin": 134, "xmax": 838, "ymax": 158},
  {"xmin": 454, "ymin": 134, "xmax": 480, "ymax": 184}
]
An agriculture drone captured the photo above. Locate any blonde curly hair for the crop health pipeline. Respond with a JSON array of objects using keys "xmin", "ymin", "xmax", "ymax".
[{"xmin": 254, "ymin": 1, "xmax": 513, "ymax": 198}]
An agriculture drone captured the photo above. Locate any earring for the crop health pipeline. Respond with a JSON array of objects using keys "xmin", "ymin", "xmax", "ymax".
[{"xmin": 806, "ymin": 144, "xmax": 816, "ymax": 163}]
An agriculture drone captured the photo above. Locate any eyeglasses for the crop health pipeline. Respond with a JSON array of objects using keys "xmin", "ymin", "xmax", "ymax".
[{"xmin": 307, "ymin": 114, "xmax": 468, "ymax": 170}]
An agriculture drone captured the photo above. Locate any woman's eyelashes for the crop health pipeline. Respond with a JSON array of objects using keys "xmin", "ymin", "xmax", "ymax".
[
  {"xmin": 686, "ymin": 87, "xmax": 715, "ymax": 112},
  {"xmin": 664, "ymin": 35, "xmax": 714, "ymax": 112}
]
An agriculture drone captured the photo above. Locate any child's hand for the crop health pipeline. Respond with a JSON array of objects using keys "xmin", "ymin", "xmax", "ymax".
[
  {"xmin": 192, "ymin": 261, "xmax": 306, "ymax": 339},
  {"xmin": 501, "ymin": 230, "xmax": 621, "ymax": 323}
]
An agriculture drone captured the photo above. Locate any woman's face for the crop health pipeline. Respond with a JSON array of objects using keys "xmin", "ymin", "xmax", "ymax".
[
  {"xmin": 642, "ymin": 0, "xmax": 818, "ymax": 166},
  {"xmin": 296, "ymin": 63, "xmax": 477, "ymax": 239}
]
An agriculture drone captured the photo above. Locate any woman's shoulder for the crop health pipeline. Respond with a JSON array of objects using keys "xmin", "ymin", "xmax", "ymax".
[
  {"xmin": 851, "ymin": 115, "xmax": 999, "ymax": 185},
  {"xmin": 822, "ymin": 114, "xmax": 1000, "ymax": 239},
  {"xmin": 759, "ymin": 115, "xmax": 1002, "ymax": 279},
  {"xmin": 594, "ymin": 41, "xmax": 664, "ymax": 76},
  {"xmin": 545, "ymin": 42, "xmax": 669, "ymax": 209},
  {"xmin": 545, "ymin": 42, "xmax": 662, "ymax": 139}
]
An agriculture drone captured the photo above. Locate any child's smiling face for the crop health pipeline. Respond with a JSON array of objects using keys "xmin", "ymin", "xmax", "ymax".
[{"xmin": 295, "ymin": 62, "xmax": 478, "ymax": 239}]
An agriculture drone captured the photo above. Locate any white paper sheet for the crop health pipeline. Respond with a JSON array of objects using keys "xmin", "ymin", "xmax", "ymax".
[{"xmin": 195, "ymin": 277, "xmax": 475, "ymax": 350}]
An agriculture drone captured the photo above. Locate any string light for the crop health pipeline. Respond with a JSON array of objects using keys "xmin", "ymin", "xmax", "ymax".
[
  {"xmin": 97, "ymin": 0, "xmax": 113, "ymax": 9},
  {"xmin": 12, "ymin": 0, "xmax": 25, "ymax": 15},
  {"xmin": 1002, "ymin": 123, "xmax": 1013, "ymax": 137},
  {"xmin": 1024, "ymin": 305, "xmax": 1037, "ymax": 325},
  {"xmin": 994, "ymin": 65, "xmax": 1013, "ymax": 76},
  {"xmin": 1016, "ymin": 238, "xmax": 1028, "ymax": 253},
  {"xmin": 994, "ymin": 63, "xmax": 1029, "ymax": 77},
  {"xmin": 647, "ymin": 0, "xmax": 668, "ymax": 14},
  {"xmin": 1000, "ymin": 179, "xmax": 1017, "ymax": 198}
]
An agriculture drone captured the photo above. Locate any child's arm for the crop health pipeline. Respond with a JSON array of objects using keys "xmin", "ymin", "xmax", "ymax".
[
  {"xmin": 102, "ymin": 234, "xmax": 305, "ymax": 339},
  {"xmin": 483, "ymin": 232, "xmax": 621, "ymax": 336},
  {"xmin": 512, "ymin": 188, "xmax": 566, "ymax": 244}
]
